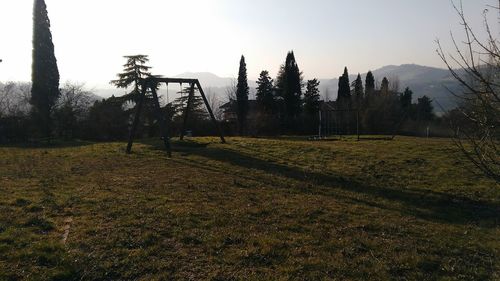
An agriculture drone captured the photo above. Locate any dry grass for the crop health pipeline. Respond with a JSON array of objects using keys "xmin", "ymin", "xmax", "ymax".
[{"xmin": 0, "ymin": 136, "xmax": 498, "ymax": 280}]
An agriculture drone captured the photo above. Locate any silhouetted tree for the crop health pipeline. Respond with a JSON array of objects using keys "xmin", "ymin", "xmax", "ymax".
[
  {"xmin": 276, "ymin": 51, "xmax": 303, "ymax": 128},
  {"xmin": 400, "ymin": 87, "xmax": 413, "ymax": 110},
  {"xmin": 337, "ymin": 67, "xmax": 351, "ymax": 109},
  {"xmin": 380, "ymin": 77, "xmax": 390, "ymax": 95},
  {"xmin": 365, "ymin": 71, "xmax": 375, "ymax": 98},
  {"xmin": 352, "ymin": 73, "xmax": 364, "ymax": 109},
  {"xmin": 304, "ymin": 79, "xmax": 321, "ymax": 117},
  {"xmin": 256, "ymin": 70, "xmax": 275, "ymax": 113},
  {"xmin": 416, "ymin": 95, "xmax": 434, "ymax": 122},
  {"xmin": 111, "ymin": 55, "xmax": 151, "ymax": 102},
  {"xmin": 31, "ymin": 0, "xmax": 60, "ymax": 138},
  {"xmin": 236, "ymin": 55, "xmax": 249, "ymax": 135},
  {"xmin": 84, "ymin": 96, "xmax": 128, "ymax": 141}
]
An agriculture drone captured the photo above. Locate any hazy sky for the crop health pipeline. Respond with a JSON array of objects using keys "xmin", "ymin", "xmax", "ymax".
[{"xmin": 0, "ymin": 0, "xmax": 497, "ymax": 88}]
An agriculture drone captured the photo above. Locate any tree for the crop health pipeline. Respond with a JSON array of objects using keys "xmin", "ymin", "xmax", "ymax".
[
  {"xmin": 84, "ymin": 96, "xmax": 128, "ymax": 141},
  {"xmin": 303, "ymin": 79, "xmax": 321, "ymax": 117},
  {"xmin": 236, "ymin": 55, "xmax": 249, "ymax": 135},
  {"xmin": 256, "ymin": 70, "xmax": 275, "ymax": 113},
  {"xmin": 276, "ymin": 51, "xmax": 303, "ymax": 127},
  {"xmin": 111, "ymin": 55, "xmax": 155, "ymax": 136},
  {"xmin": 337, "ymin": 67, "xmax": 351, "ymax": 109},
  {"xmin": 111, "ymin": 55, "xmax": 151, "ymax": 102},
  {"xmin": 400, "ymin": 87, "xmax": 413, "ymax": 110},
  {"xmin": 53, "ymin": 83, "xmax": 94, "ymax": 139},
  {"xmin": 416, "ymin": 95, "xmax": 434, "ymax": 122},
  {"xmin": 437, "ymin": 1, "xmax": 500, "ymax": 181},
  {"xmin": 352, "ymin": 73, "xmax": 364, "ymax": 109},
  {"xmin": 31, "ymin": 0, "xmax": 60, "ymax": 137},
  {"xmin": 380, "ymin": 77, "xmax": 390, "ymax": 95},
  {"xmin": 365, "ymin": 71, "xmax": 375, "ymax": 98}
]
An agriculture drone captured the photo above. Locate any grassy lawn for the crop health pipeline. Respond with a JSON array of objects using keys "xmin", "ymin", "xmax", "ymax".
[{"xmin": 0, "ymin": 136, "xmax": 498, "ymax": 280}]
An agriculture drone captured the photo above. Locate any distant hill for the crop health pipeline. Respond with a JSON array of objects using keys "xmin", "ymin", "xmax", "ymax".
[{"xmin": 94, "ymin": 64, "xmax": 461, "ymax": 111}]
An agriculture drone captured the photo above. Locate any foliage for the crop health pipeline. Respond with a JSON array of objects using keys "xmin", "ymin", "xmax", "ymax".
[
  {"xmin": 352, "ymin": 73, "xmax": 364, "ymax": 109},
  {"xmin": 303, "ymin": 79, "xmax": 321, "ymax": 117},
  {"xmin": 337, "ymin": 67, "xmax": 351, "ymax": 109},
  {"xmin": 31, "ymin": 0, "xmax": 60, "ymax": 138},
  {"xmin": 256, "ymin": 70, "xmax": 276, "ymax": 113},
  {"xmin": 236, "ymin": 55, "xmax": 249, "ymax": 134},
  {"xmin": 276, "ymin": 51, "xmax": 303, "ymax": 128}
]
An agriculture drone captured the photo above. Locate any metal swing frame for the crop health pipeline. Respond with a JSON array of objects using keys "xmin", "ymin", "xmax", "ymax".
[{"xmin": 125, "ymin": 76, "xmax": 226, "ymax": 157}]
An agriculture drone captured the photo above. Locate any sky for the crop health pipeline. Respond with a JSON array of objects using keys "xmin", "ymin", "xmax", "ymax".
[{"xmin": 0, "ymin": 0, "xmax": 498, "ymax": 88}]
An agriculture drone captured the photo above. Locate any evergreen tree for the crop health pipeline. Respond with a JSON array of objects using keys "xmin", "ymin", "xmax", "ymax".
[
  {"xmin": 172, "ymin": 87, "xmax": 208, "ymax": 121},
  {"xmin": 111, "ymin": 55, "xmax": 152, "ymax": 103},
  {"xmin": 352, "ymin": 73, "xmax": 364, "ymax": 109},
  {"xmin": 31, "ymin": 0, "xmax": 60, "ymax": 137},
  {"xmin": 380, "ymin": 77, "xmax": 390, "ymax": 95},
  {"xmin": 236, "ymin": 55, "xmax": 249, "ymax": 135},
  {"xmin": 303, "ymin": 79, "xmax": 321, "ymax": 117},
  {"xmin": 416, "ymin": 95, "xmax": 434, "ymax": 121},
  {"xmin": 337, "ymin": 67, "xmax": 351, "ymax": 109},
  {"xmin": 400, "ymin": 87, "xmax": 413, "ymax": 110},
  {"xmin": 276, "ymin": 51, "xmax": 303, "ymax": 127},
  {"xmin": 256, "ymin": 70, "xmax": 275, "ymax": 113},
  {"xmin": 365, "ymin": 71, "xmax": 375, "ymax": 98}
]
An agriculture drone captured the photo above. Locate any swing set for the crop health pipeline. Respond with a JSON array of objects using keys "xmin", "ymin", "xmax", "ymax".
[{"xmin": 125, "ymin": 76, "xmax": 226, "ymax": 157}]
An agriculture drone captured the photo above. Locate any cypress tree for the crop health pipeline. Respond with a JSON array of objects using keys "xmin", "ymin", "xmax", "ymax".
[
  {"xmin": 31, "ymin": 0, "xmax": 60, "ymax": 137},
  {"xmin": 236, "ymin": 55, "xmax": 249, "ymax": 135},
  {"xmin": 365, "ymin": 71, "xmax": 375, "ymax": 98},
  {"xmin": 337, "ymin": 67, "xmax": 351, "ymax": 109},
  {"xmin": 352, "ymin": 73, "xmax": 364, "ymax": 109},
  {"xmin": 256, "ymin": 70, "xmax": 275, "ymax": 113},
  {"xmin": 276, "ymin": 51, "xmax": 303, "ymax": 128},
  {"xmin": 381, "ymin": 77, "xmax": 390, "ymax": 95}
]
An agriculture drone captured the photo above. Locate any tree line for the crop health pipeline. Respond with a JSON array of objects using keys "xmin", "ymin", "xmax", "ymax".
[{"xmin": 231, "ymin": 52, "xmax": 439, "ymax": 136}]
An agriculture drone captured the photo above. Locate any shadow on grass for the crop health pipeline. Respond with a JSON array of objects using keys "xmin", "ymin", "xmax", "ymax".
[
  {"xmin": 0, "ymin": 139, "xmax": 96, "ymax": 149},
  {"xmin": 146, "ymin": 139, "xmax": 499, "ymax": 228}
]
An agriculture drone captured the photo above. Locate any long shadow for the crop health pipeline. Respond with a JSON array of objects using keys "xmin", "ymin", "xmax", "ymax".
[
  {"xmin": 146, "ymin": 140, "xmax": 500, "ymax": 227},
  {"xmin": 0, "ymin": 139, "xmax": 96, "ymax": 149}
]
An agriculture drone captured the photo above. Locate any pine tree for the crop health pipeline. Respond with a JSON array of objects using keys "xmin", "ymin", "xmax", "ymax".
[
  {"xmin": 236, "ymin": 55, "xmax": 249, "ymax": 135},
  {"xmin": 256, "ymin": 70, "xmax": 275, "ymax": 113},
  {"xmin": 337, "ymin": 67, "xmax": 351, "ymax": 109},
  {"xmin": 352, "ymin": 73, "xmax": 364, "ymax": 109},
  {"xmin": 31, "ymin": 0, "xmax": 60, "ymax": 137},
  {"xmin": 111, "ymin": 55, "xmax": 152, "ymax": 103},
  {"xmin": 304, "ymin": 79, "xmax": 321, "ymax": 116},
  {"xmin": 172, "ymin": 87, "xmax": 208, "ymax": 121},
  {"xmin": 276, "ymin": 51, "xmax": 303, "ymax": 127},
  {"xmin": 380, "ymin": 77, "xmax": 390, "ymax": 95},
  {"xmin": 365, "ymin": 71, "xmax": 375, "ymax": 98}
]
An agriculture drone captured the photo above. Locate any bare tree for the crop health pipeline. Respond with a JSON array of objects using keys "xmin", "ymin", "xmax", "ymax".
[
  {"xmin": 205, "ymin": 87, "xmax": 224, "ymax": 120},
  {"xmin": 56, "ymin": 82, "xmax": 94, "ymax": 119},
  {"xmin": 0, "ymin": 82, "xmax": 32, "ymax": 116},
  {"xmin": 388, "ymin": 75, "xmax": 401, "ymax": 93},
  {"xmin": 224, "ymin": 78, "xmax": 237, "ymax": 103},
  {"xmin": 437, "ymin": 1, "xmax": 500, "ymax": 181}
]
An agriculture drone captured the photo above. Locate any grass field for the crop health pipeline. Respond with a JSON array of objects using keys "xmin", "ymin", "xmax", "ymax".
[{"xmin": 0, "ymin": 136, "xmax": 498, "ymax": 280}]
